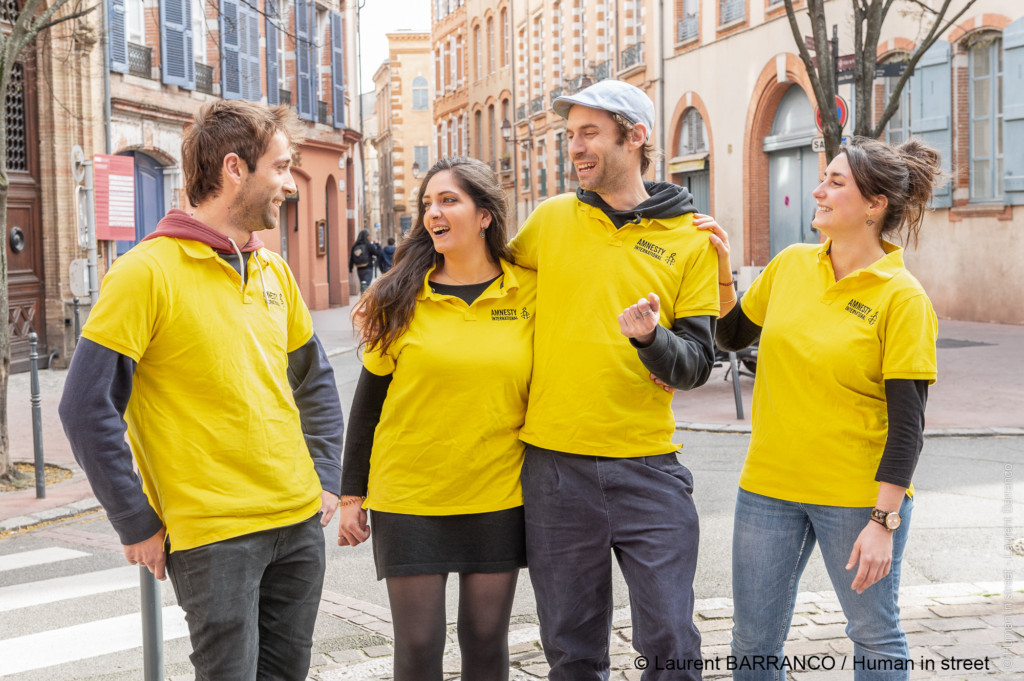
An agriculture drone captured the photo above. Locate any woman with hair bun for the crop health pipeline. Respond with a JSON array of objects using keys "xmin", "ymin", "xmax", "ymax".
[
  {"xmin": 336, "ymin": 157, "xmax": 534, "ymax": 681},
  {"xmin": 703, "ymin": 137, "xmax": 942, "ymax": 681}
]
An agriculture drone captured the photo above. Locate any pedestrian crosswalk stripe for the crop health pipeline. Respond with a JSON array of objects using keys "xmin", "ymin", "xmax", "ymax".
[
  {"xmin": 0, "ymin": 565, "xmax": 138, "ymax": 612},
  {"xmin": 0, "ymin": 547, "xmax": 90, "ymax": 573},
  {"xmin": 0, "ymin": 605, "xmax": 189, "ymax": 676}
]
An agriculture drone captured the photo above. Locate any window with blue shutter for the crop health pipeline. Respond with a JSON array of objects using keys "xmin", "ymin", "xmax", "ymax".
[
  {"xmin": 220, "ymin": 0, "xmax": 242, "ymax": 99},
  {"xmin": 295, "ymin": 0, "xmax": 314, "ymax": 120},
  {"xmin": 108, "ymin": 0, "xmax": 129, "ymax": 74},
  {"xmin": 331, "ymin": 11, "xmax": 345, "ymax": 128},
  {"xmin": 909, "ymin": 40, "xmax": 952, "ymax": 208},
  {"xmin": 161, "ymin": 0, "xmax": 195, "ymax": 89},
  {"xmin": 1003, "ymin": 17, "xmax": 1024, "ymax": 205},
  {"xmin": 266, "ymin": 0, "xmax": 280, "ymax": 105},
  {"xmin": 245, "ymin": 5, "xmax": 261, "ymax": 101}
]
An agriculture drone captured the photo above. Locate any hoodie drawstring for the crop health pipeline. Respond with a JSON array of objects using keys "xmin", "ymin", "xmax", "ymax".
[
  {"xmin": 228, "ymin": 238, "xmax": 245, "ymax": 294},
  {"xmin": 226, "ymin": 239, "xmax": 270, "ymax": 308},
  {"xmin": 253, "ymin": 250, "xmax": 271, "ymax": 308}
]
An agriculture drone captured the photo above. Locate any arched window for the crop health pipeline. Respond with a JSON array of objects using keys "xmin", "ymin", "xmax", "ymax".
[
  {"xmin": 474, "ymin": 26, "xmax": 481, "ymax": 79},
  {"xmin": 969, "ymin": 34, "xmax": 1004, "ymax": 201},
  {"xmin": 501, "ymin": 9, "xmax": 509, "ymax": 67},
  {"xmin": 412, "ymin": 76, "xmax": 429, "ymax": 110},
  {"xmin": 487, "ymin": 18, "xmax": 495, "ymax": 74},
  {"xmin": 677, "ymin": 108, "xmax": 709, "ymax": 156}
]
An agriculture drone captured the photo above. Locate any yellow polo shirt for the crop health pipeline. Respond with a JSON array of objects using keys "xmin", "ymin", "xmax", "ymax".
[
  {"xmin": 362, "ymin": 259, "xmax": 536, "ymax": 515},
  {"xmin": 510, "ymin": 193, "xmax": 719, "ymax": 458},
  {"xmin": 739, "ymin": 240, "xmax": 937, "ymax": 507},
  {"xmin": 82, "ymin": 237, "xmax": 323, "ymax": 551}
]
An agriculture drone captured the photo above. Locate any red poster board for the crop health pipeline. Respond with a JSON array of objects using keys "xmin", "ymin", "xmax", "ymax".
[{"xmin": 94, "ymin": 154, "xmax": 136, "ymax": 240}]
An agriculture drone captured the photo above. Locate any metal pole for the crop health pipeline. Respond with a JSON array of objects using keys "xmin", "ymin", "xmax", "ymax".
[
  {"xmin": 29, "ymin": 333, "xmax": 45, "ymax": 499},
  {"xmin": 73, "ymin": 297, "xmax": 81, "ymax": 342},
  {"xmin": 84, "ymin": 162, "xmax": 99, "ymax": 303},
  {"xmin": 140, "ymin": 567, "xmax": 164, "ymax": 680},
  {"xmin": 728, "ymin": 352, "xmax": 744, "ymax": 421}
]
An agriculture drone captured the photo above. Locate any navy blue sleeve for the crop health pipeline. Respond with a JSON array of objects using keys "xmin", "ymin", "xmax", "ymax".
[
  {"xmin": 340, "ymin": 367, "xmax": 392, "ymax": 497},
  {"xmin": 715, "ymin": 304, "xmax": 762, "ymax": 352},
  {"xmin": 630, "ymin": 315, "xmax": 717, "ymax": 391},
  {"xmin": 875, "ymin": 379, "xmax": 929, "ymax": 489},
  {"xmin": 287, "ymin": 334, "xmax": 344, "ymax": 496},
  {"xmin": 58, "ymin": 338, "xmax": 164, "ymax": 545}
]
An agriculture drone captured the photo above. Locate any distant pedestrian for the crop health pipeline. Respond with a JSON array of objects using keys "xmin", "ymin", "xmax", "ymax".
[
  {"xmin": 510, "ymin": 80, "xmax": 719, "ymax": 680},
  {"xmin": 338, "ymin": 158, "xmax": 534, "ymax": 681},
  {"xmin": 379, "ymin": 237, "xmax": 396, "ymax": 273},
  {"xmin": 713, "ymin": 137, "xmax": 941, "ymax": 681},
  {"xmin": 59, "ymin": 100, "xmax": 344, "ymax": 681},
  {"xmin": 349, "ymin": 229, "xmax": 380, "ymax": 292}
]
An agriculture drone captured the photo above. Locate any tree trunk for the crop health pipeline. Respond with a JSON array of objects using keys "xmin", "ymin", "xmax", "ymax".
[{"xmin": 0, "ymin": 178, "xmax": 14, "ymax": 482}]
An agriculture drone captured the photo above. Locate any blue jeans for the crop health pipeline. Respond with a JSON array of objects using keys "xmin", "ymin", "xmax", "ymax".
[
  {"xmin": 731, "ymin": 489, "xmax": 914, "ymax": 681},
  {"xmin": 522, "ymin": 446, "xmax": 702, "ymax": 681}
]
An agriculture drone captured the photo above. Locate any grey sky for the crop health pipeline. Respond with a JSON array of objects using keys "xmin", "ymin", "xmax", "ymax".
[{"xmin": 357, "ymin": 0, "xmax": 430, "ymax": 96}]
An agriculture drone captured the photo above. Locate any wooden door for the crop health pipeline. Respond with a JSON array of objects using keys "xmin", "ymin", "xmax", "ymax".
[{"xmin": 6, "ymin": 59, "xmax": 46, "ymax": 373}]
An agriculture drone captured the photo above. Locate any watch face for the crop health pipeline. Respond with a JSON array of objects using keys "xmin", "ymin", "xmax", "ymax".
[{"xmin": 885, "ymin": 513, "xmax": 901, "ymax": 530}]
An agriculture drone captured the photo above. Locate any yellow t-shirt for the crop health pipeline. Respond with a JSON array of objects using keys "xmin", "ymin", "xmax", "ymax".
[
  {"xmin": 510, "ymin": 193, "xmax": 720, "ymax": 458},
  {"xmin": 739, "ymin": 239, "xmax": 938, "ymax": 507},
  {"xmin": 82, "ymin": 237, "xmax": 323, "ymax": 551},
  {"xmin": 362, "ymin": 259, "xmax": 536, "ymax": 515}
]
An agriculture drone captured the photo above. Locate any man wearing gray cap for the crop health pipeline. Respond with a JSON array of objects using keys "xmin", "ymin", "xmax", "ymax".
[{"xmin": 510, "ymin": 80, "xmax": 720, "ymax": 679}]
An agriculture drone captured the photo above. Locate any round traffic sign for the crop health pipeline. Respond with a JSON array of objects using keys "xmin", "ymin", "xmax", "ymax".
[{"xmin": 814, "ymin": 95, "xmax": 849, "ymax": 133}]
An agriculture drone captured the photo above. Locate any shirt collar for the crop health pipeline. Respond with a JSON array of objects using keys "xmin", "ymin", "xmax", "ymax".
[
  {"xmin": 817, "ymin": 238, "xmax": 905, "ymax": 281},
  {"xmin": 174, "ymin": 238, "xmax": 272, "ymax": 268},
  {"xmin": 418, "ymin": 257, "xmax": 519, "ymax": 301},
  {"xmin": 576, "ymin": 200, "xmax": 690, "ymax": 230}
]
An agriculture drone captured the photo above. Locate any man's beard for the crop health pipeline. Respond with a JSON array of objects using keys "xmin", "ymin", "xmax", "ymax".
[{"xmin": 233, "ymin": 183, "xmax": 278, "ymax": 233}]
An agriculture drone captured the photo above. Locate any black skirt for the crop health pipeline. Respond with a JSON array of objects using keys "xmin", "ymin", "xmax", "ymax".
[{"xmin": 369, "ymin": 506, "xmax": 527, "ymax": 580}]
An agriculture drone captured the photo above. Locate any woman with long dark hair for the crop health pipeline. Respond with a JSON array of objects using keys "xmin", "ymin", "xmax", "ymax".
[
  {"xmin": 706, "ymin": 137, "xmax": 942, "ymax": 681},
  {"xmin": 336, "ymin": 157, "xmax": 535, "ymax": 681}
]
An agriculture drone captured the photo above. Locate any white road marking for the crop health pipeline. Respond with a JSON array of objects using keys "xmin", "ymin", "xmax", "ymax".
[
  {"xmin": 0, "ymin": 548, "xmax": 90, "ymax": 573},
  {"xmin": 0, "ymin": 605, "xmax": 189, "ymax": 676},
  {"xmin": 0, "ymin": 566, "xmax": 138, "ymax": 612}
]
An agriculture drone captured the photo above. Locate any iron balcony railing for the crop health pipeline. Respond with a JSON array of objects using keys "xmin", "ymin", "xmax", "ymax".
[
  {"xmin": 678, "ymin": 16, "xmax": 698, "ymax": 42},
  {"xmin": 720, "ymin": 0, "xmax": 745, "ymax": 24},
  {"xmin": 593, "ymin": 59, "xmax": 612, "ymax": 82},
  {"xmin": 549, "ymin": 87, "xmax": 563, "ymax": 107},
  {"xmin": 517, "ymin": 103, "xmax": 526, "ymax": 121},
  {"xmin": 566, "ymin": 75, "xmax": 582, "ymax": 94},
  {"xmin": 318, "ymin": 100, "xmax": 329, "ymax": 125},
  {"xmin": 621, "ymin": 43, "xmax": 644, "ymax": 70},
  {"xmin": 196, "ymin": 62, "xmax": 214, "ymax": 94},
  {"xmin": 531, "ymin": 96, "xmax": 544, "ymax": 114},
  {"xmin": 279, "ymin": 88, "xmax": 292, "ymax": 106},
  {"xmin": 128, "ymin": 42, "xmax": 152, "ymax": 79}
]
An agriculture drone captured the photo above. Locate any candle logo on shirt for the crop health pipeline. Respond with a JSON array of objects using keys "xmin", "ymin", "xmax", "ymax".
[{"xmin": 521, "ymin": 307, "xmax": 531, "ymax": 320}]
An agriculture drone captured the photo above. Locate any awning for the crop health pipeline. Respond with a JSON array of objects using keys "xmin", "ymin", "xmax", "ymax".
[{"xmin": 668, "ymin": 152, "xmax": 709, "ymax": 174}]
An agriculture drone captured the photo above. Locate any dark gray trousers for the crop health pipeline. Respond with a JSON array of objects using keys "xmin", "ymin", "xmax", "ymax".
[
  {"xmin": 166, "ymin": 513, "xmax": 326, "ymax": 680},
  {"xmin": 522, "ymin": 445, "xmax": 703, "ymax": 681}
]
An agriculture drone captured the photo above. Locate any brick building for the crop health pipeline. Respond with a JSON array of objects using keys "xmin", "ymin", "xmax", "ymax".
[
  {"xmin": 430, "ymin": 0, "xmax": 469, "ymax": 171},
  {"xmin": 23, "ymin": 0, "xmax": 362, "ymax": 370}
]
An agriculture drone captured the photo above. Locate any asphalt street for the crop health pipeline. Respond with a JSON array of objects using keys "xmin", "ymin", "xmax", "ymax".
[{"xmin": 0, "ymin": 348, "xmax": 1020, "ymax": 679}]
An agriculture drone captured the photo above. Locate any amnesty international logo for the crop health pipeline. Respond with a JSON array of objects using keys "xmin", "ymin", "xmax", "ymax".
[
  {"xmin": 665, "ymin": 252, "xmax": 677, "ymax": 266},
  {"xmin": 867, "ymin": 311, "xmax": 878, "ymax": 326},
  {"xmin": 521, "ymin": 307, "xmax": 530, "ymax": 320},
  {"xmin": 491, "ymin": 308, "xmax": 520, "ymax": 321}
]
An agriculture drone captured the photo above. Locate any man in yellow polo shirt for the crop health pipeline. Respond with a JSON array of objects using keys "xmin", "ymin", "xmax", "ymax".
[
  {"xmin": 58, "ymin": 101, "xmax": 343, "ymax": 680},
  {"xmin": 510, "ymin": 81, "xmax": 719, "ymax": 680}
]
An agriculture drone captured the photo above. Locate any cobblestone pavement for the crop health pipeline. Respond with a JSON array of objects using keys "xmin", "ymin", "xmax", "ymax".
[{"xmin": 301, "ymin": 586, "xmax": 1024, "ymax": 681}]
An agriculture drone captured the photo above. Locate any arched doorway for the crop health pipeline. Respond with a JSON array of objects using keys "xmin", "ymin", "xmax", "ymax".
[
  {"xmin": 672, "ymin": 107, "xmax": 711, "ymax": 214},
  {"xmin": 764, "ymin": 86, "xmax": 820, "ymax": 257},
  {"xmin": 116, "ymin": 151, "xmax": 167, "ymax": 254}
]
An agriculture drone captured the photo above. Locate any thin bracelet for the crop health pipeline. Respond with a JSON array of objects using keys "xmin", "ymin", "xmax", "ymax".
[
  {"xmin": 340, "ymin": 496, "xmax": 365, "ymax": 506},
  {"xmin": 721, "ymin": 296, "xmax": 737, "ymax": 305},
  {"xmin": 719, "ymin": 279, "xmax": 734, "ymax": 286}
]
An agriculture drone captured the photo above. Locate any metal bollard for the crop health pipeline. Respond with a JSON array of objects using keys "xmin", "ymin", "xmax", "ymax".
[
  {"xmin": 73, "ymin": 297, "xmax": 81, "ymax": 342},
  {"xmin": 29, "ymin": 333, "xmax": 45, "ymax": 499},
  {"xmin": 140, "ymin": 567, "xmax": 165, "ymax": 680}
]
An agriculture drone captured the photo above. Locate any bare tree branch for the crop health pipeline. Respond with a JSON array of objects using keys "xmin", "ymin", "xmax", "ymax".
[
  {"xmin": 782, "ymin": 0, "xmax": 842, "ymax": 159},
  {"xmin": 31, "ymin": 5, "xmax": 98, "ymax": 41},
  {"xmin": 902, "ymin": 0, "xmax": 939, "ymax": 15}
]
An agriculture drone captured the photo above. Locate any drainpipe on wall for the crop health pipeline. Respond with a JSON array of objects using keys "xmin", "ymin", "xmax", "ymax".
[
  {"xmin": 657, "ymin": 0, "xmax": 665, "ymax": 182},
  {"xmin": 356, "ymin": 0, "xmax": 366, "ymax": 233},
  {"xmin": 509, "ymin": 0, "xmax": 519, "ymax": 225},
  {"xmin": 100, "ymin": 0, "xmax": 113, "ymax": 273}
]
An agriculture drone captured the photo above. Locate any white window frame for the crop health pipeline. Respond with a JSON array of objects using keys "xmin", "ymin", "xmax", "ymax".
[
  {"xmin": 969, "ymin": 35, "xmax": 1004, "ymax": 202},
  {"xmin": 126, "ymin": 0, "xmax": 144, "ymax": 45},
  {"xmin": 192, "ymin": 0, "xmax": 207, "ymax": 64}
]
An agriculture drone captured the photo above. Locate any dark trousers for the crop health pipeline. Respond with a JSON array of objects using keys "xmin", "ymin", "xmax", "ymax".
[
  {"xmin": 522, "ymin": 445, "xmax": 703, "ymax": 681},
  {"xmin": 166, "ymin": 513, "xmax": 326, "ymax": 681},
  {"xmin": 357, "ymin": 266, "xmax": 373, "ymax": 291}
]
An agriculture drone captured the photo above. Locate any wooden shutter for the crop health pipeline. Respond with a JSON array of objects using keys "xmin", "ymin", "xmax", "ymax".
[
  {"xmin": 245, "ymin": 4, "xmax": 261, "ymax": 101},
  {"xmin": 265, "ymin": 0, "xmax": 279, "ymax": 105},
  {"xmin": 295, "ymin": 0, "xmax": 314, "ymax": 120},
  {"xmin": 909, "ymin": 40, "xmax": 952, "ymax": 208},
  {"xmin": 161, "ymin": 0, "xmax": 195, "ymax": 89},
  {"xmin": 331, "ymin": 11, "xmax": 345, "ymax": 128},
  {"xmin": 108, "ymin": 0, "xmax": 129, "ymax": 74},
  {"xmin": 1003, "ymin": 18, "xmax": 1024, "ymax": 205},
  {"xmin": 220, "ymin": 0, "xmax": 242, "ymax": 99}
]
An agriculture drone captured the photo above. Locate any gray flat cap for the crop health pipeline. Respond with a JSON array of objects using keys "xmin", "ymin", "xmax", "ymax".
[{"xmin": 552, "ymin": 80, "xmax": 655, "ymax": 140}]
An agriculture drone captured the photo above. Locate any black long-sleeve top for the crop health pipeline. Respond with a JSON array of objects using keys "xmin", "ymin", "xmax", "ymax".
[{"xmin": 716, "ymin": 304, "xmax": 928, "ymax": 489}]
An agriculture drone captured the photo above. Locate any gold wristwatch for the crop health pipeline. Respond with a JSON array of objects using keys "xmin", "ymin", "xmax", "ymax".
[{"xmin": 870, "ymin": 508, "xmax": 901, "ymax": 531}]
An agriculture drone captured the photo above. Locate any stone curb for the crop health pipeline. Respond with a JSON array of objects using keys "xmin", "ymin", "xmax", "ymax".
[
  {"xmin": 676, "ymin": 422, "xmax": 1024, "ymax": 437},
  {"xmin": 0, "ymin": 493, "xmax": 102, "ymax": 533},
  {"xmin": 325, "ymin": 346, "xmax": 357, "ymax": 358}
]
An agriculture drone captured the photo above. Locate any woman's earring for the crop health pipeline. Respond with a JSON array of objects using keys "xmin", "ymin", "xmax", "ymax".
[{"xmin": 480, "ymin": 228, "xmax": 486, "ymax": 238}]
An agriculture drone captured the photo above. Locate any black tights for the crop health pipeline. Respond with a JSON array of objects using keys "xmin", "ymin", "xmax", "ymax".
[{"xmin": 386, "ymin": 570, "xmax": 519, "ymax": 681}]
